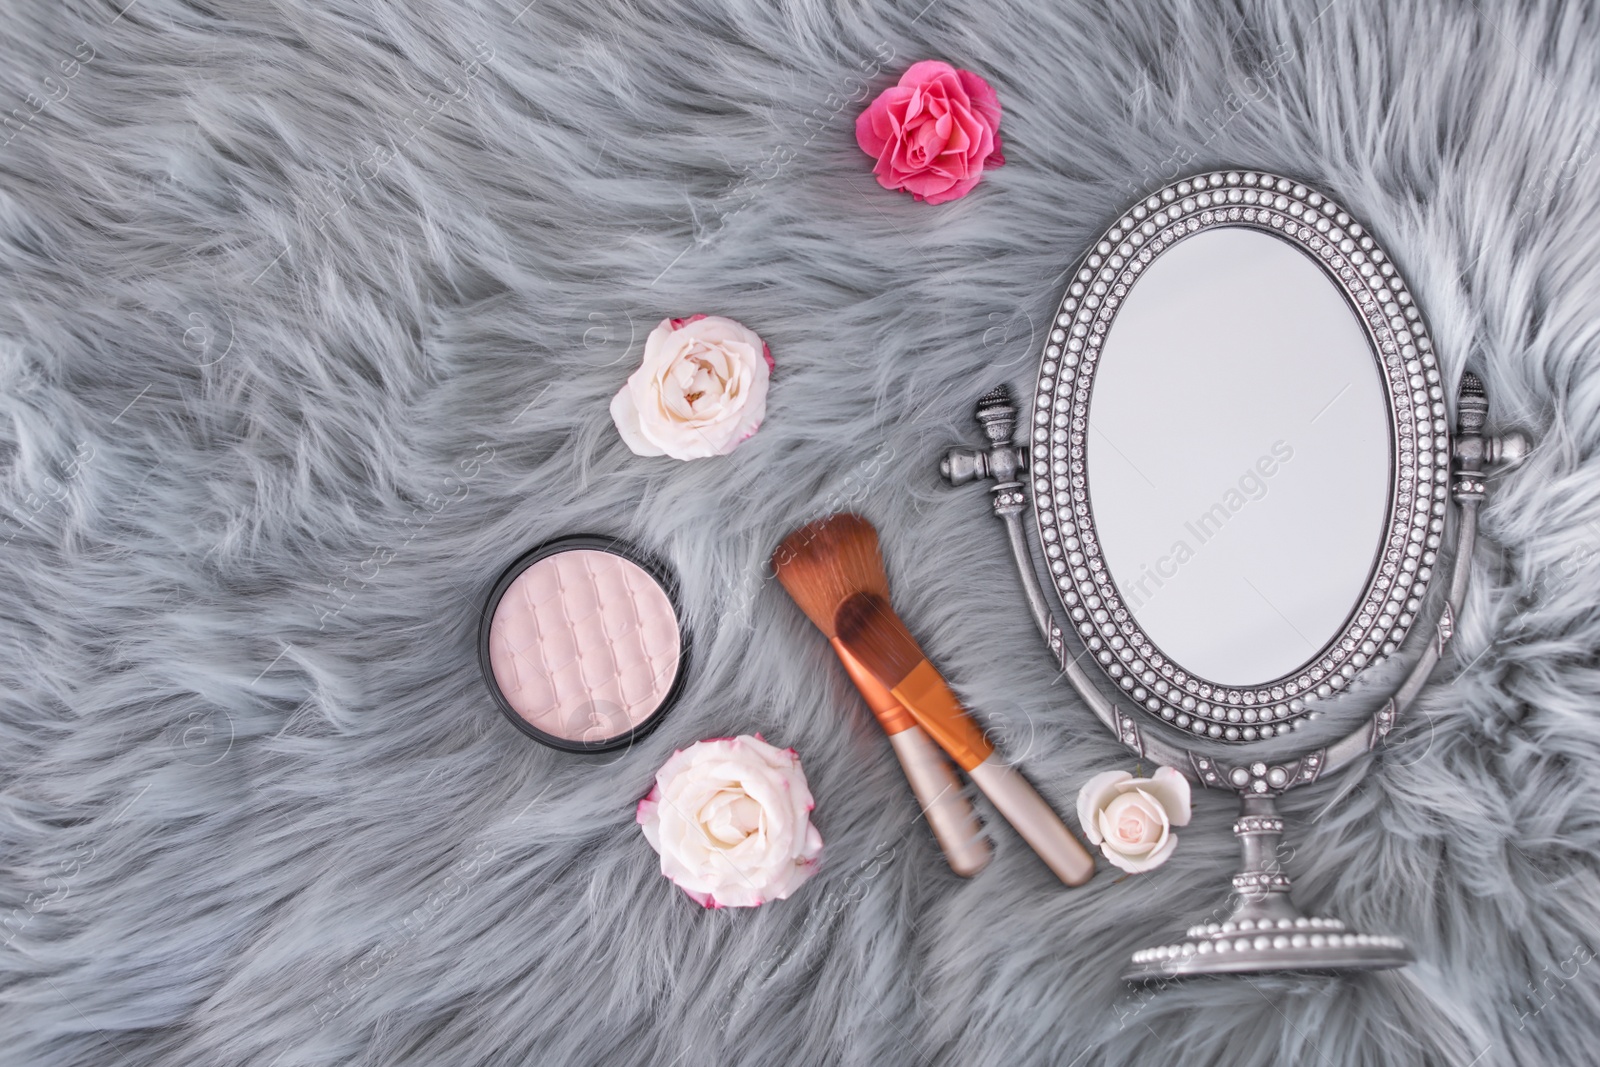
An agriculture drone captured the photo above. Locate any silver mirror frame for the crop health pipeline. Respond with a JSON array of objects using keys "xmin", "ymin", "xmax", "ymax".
[
  {"xmin": 1039, "ymin": 172, "xmax": 1442, "ymax": 741},
  {"xmin": 940, "ymin": 169, "xmax": 1531, "ymax": 981}
]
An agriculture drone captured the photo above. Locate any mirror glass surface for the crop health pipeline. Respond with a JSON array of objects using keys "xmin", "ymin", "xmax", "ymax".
[{"xmin": 1086, "ymin": 227, "xmax": 1392, "ymax": 687}]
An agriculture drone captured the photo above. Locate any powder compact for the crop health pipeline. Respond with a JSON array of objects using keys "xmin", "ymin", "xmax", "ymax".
[{"xmin": 479, "ymin": 535, "xmax": 690, "ymax": 752}]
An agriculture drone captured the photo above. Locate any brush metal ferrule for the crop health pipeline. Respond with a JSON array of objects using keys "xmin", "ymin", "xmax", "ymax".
[
  {"xmin": 831, "ymin": 638, "xmax": 917, "ymax": 735},
  {"xmin": 890, "ymin": 660, "xmax": 995, "ymax": 772}
]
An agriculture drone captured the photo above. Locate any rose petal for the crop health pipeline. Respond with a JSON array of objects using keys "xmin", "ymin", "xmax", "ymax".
[
  {"xmin": 1140, "ymin": 766, "xmax": 1193, "ymax": 826},
  {"xmin": 1098, "ymin": 793, "xmax": 1161, "ymax": 854},
  {"xmin": 700, "ymin": 789, "xmax": 757, "ymax": 845},
  {"xmin": 926, "ymin": 68, "xmax": 967, "ymax": 103},
  {"xmin": 1076, "ymin": 770, "xmax": 1133, "ymax": 844},
  {"xmin": 956, "ymin": 68, "xmax": 1002, "ymax": 131},
  {"xmin": 1104, "ymin": 832, "xmax": 1179, "ymax": 874},
  {"xmin": 681, "ymin": 885, "xmax": 717, "ymax": 908},
  {"xmin": 940, "ymin": 114, "xmax": 973, "ymax": 159},
  {"xmin": 903, "ymin": 165, "xmax": 960, "ymax": 201},
  {"xmin": 609, "ymin": 385, "xmax": 665, "ymax": 457},
  {"xmin": 856, "ymin": 90, "xmax": 907, "ymax": 156},
  {"xmin": 1097, "ymin": 808, "xmax": 1141, "ymax": 854},
  {"xmin": 1130, "ymin": 789, "xmax": 1172, "ymax": 852},
  {"xmin": 899, "ymin": 59, "xmax": 960, "ymax": 89}
]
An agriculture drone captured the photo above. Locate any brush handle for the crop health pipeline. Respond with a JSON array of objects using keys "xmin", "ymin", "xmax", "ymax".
[
  {"xmin": 886, "ymin": 727, "xmax": 991, "ymax": 877},
  {"xmin": 832, "ymin": 640, "xmax": 989, "ymax": 876},
  {"xmin": 968, "ymin": 756, "xmax": 1096, "ymax": 887},
  {"xmin": 890, "ymin": 660, "xmax": 1093, "ymax": 886}
]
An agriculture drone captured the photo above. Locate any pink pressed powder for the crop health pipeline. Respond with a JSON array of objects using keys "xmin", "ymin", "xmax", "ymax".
[{"xmin": 482, "ymin": 542, "xmax": 685, "ymax": 750}]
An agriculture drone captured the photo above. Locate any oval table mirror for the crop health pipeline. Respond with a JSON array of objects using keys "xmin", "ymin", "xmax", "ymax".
[{"xmin": 940, "ymin": 169, "xmax": 1528, "ymax": 981}]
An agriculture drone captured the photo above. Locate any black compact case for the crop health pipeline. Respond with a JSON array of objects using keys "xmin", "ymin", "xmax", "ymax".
[{"xmin": 478, "ymin": 534, "xmax": 691, "ymax": 753}]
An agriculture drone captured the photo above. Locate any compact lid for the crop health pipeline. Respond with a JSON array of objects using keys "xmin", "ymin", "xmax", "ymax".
[{"xmin": 478, "ymin": 535, "xmax": 690, "ymax": 753}]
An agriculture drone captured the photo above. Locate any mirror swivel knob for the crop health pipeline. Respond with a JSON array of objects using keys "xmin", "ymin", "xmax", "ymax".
[
  {"xmin": 1451, "ymin": 371, "xmax": 1533, "ymax": 502},
  {"xmin": 939, "ymin": 384, "xmax": 1029, "ymax": 487},
  {"xmin": 1487, "ymin": 429, "xmax": 1531, "ymax": 469}
]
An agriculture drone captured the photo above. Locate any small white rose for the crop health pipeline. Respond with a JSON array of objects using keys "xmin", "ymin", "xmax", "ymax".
[
  {"xmin": 1075, "ymin": 765, "xmax": 1192, "ymax": 874},
  {"xmin": 636, "ymin": 733, "xmax": 822, "ymax": 908},
  {"xmin": 609, "ymin": 314, "xmax": 773, "ymax": 461}
]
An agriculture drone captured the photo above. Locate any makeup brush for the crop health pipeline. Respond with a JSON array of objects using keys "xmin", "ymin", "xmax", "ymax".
[
  {"xmin": 773, "ymin": 512, "xmax": 1091, "ymax": 885},
  {"xmin": 834, "ymin": 592, "xmax": 1095, "ymax": 886},
  {"xmin": 773, "ymin": 515, "xmax": 990, "ymax": 877}
]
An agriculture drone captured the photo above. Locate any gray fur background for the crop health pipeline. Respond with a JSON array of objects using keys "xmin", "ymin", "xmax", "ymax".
[{"xmin": 2, "ymin": 0, "xmax": 1598, "ymax": 1064}]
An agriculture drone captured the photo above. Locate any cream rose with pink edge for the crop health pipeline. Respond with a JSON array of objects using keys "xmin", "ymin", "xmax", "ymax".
[
  {"xmin": 609, "ymin": 314, "xmax": 773, "ymax": 461},
  {"xmin": 637, "ymin": 734, "xmax": 822, "ymax": 908},
  {"xmin": 1076, "ymin": 765, "xmax": 1192, "ymax": 874}
]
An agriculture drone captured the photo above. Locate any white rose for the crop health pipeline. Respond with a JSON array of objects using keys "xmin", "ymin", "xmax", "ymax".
[
  {"xmin": 609, "ymin": 314, "xmax": 773, "ymax": 460},
  {"xmin": 636, "ymin": 734, "xmax": 822, "ymax": 908},
  {"xmin": 1076, "ymin": 765, "xmax": 1192, "ymax": 874}
]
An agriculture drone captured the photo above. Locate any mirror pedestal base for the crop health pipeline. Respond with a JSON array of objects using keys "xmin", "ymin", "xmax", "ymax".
[
  {"xmin": 1122, "ymin": 794, "xmax": 1412, "ymax": 981},
  {"xmin": 1122, "ymin": 917, "xmax": 1412, "ymax": 981}
]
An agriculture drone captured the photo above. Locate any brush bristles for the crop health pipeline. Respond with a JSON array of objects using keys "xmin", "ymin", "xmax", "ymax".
[
  {"xmin": 770, "ymin": 513, "xmax": 890, "ymax": 638},
  {"xmin": 833, "ymin": 592, "xmax": 926, "ymax": 687}
]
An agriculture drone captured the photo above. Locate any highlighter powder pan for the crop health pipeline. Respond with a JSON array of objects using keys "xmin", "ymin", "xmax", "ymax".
[{"xmin": 479, "ymin": 536, "xmax": 689, "ymax": 752}]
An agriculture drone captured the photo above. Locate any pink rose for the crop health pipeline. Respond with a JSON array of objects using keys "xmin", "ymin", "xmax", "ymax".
[
  {"xmin": 637, "ymin": 734, "xmax": 822, "ymax": 908},
  {"xmin": 855, "ymin": 60, "xmax": 1005, "ymax": 205}
]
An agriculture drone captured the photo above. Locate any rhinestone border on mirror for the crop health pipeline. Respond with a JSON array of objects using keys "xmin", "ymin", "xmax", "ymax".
[{"xmin": 1032, "ymin": 170, "xmax": 1451, "ymax": 743}]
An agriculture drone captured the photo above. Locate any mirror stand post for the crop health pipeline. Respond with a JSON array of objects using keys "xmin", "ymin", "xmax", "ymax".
[{"xmin": 1121, "ymin": 792, "xmax": 1412, "ymax": 980}]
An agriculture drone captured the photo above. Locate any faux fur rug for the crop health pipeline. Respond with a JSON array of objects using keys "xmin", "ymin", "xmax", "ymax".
[{"xmin": 3, "ymin": 0, "xmax": 1599, "ymax": 1064}]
